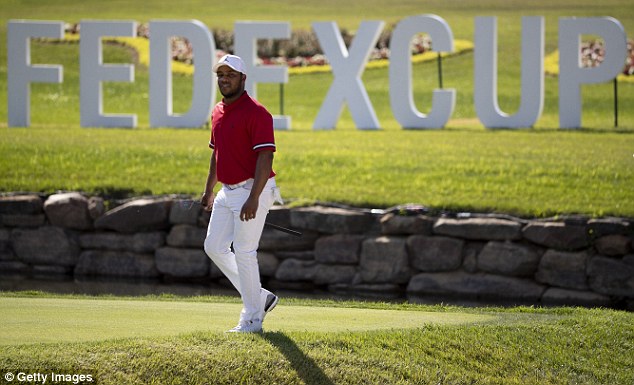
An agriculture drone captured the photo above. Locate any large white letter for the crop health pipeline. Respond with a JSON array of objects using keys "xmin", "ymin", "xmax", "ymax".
[
  {"xmin": 80, "ymin": 21, "xmax": 137, "ymax": 127},
  {"xmin": 389, "ymin": 14, "xmax": 455, "ymax": 129},
  {"xmin": 559, "ymin": 17, "xmax": 627, "ymax": 129},
  {"xmin": 312, "ymin": 21, "xmax": 384, "ymax": 130},
  {"xmin": 475, "ymin": 16, "xmax": 544, "ymax": 128},
  {"xmin": 8, "ymin": 20, "xmax": 63, "ymax": 127},
  {"xmin": 234, "ymin": 21, "xmax": 291, "ymax": 129},
  {"xmin": 149, "ymin": 20, "xmax": 214, "ymax": 128}
]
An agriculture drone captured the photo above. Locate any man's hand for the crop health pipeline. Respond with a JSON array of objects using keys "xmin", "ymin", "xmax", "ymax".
[
  {"xmin": 240, "ymin": 196, "xmax": 259, "ymax": 221},
  {"xmin": 201, "ymin": 191, "xmax": 214, "ymax": 212}
]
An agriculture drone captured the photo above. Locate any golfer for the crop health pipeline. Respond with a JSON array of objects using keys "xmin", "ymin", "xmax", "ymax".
[{"xmin": 202, "ymin": 54, "xmax": 281, "ymax": 333}]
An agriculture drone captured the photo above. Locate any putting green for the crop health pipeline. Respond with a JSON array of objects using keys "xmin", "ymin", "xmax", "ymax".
[{"xmin": 0, "ymin": 297, "xmax": 494, "ymax": 345}]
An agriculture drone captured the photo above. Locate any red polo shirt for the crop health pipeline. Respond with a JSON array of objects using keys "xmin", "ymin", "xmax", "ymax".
[{"xmin": 209, "ymin": 91, "xmax": 276, "ymax": 185}]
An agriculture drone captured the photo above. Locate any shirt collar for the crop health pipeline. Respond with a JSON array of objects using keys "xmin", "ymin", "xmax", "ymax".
[{"xmin": 221, "ymin": 91, "xmax": 248, "ymax": 110}]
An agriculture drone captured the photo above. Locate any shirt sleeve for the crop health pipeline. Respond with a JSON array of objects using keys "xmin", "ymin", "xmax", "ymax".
[
  {"xmin": 251, "ymin": 106, "xmax": 276, "ymax": 152},
  {"xmin": 208, "ymin": 112, "xmax": 215, "ymax": 149}
]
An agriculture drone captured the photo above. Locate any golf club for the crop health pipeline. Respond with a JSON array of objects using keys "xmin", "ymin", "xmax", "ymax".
[
  {"xmin": 178, "ymin": 199, "xmax": 302, "ymax": 237},
  {"xmin": 265, "ymin": 222, "xmax": 303, "ymax": 237}
]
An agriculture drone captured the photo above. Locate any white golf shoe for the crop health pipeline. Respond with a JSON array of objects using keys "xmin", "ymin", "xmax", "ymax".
[
  {"xmin": 262, "ymin": 291, "xmax": 279, "ymax": 321},
  {"xmin": 227, "ymin": 318, "xmax": 263, "ymax": 333}
]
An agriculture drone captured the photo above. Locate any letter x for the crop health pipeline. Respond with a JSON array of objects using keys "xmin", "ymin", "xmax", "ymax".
[{"xmin": 312, "ymin": 21, "xmax": 384, "ymax": 130}]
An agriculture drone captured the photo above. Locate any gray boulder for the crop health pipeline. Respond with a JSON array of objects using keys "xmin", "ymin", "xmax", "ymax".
[
  {"xmin": 380, "ymin": 213, "xmax": 434, "ymax": 235},
  {"xmin": 0, "ymin": 194, "xmax": 43, "ymax": 214},
  {"xmin": 0, "ymin": 228, "xmax": 10, "ymax": 252},
  {"xmin": 1, "ymin": 213, "xmax": 45, "ymax": 227},
  {"xmin": 169, "ymin": 199, "xmax": 201, "ymax": 225},
  {"xmin": 523, "ymin": 221, "xmax": 589, "ymax": 250},
  {"xmin": 290, "ymin": 206, "xmax": 376, "ymax": 234},
  {"xmin": 535, "ymin": 249, "xmax": 589, "ymax": 290},
  {"xmin": 259, "ymin": 227, "xmax": 319, "ymax": 251},
  {"xmin": 257, "ymin": 251, "xmax": 279, "ymax": 277},
  {"xmin": 314, "ymin": 264, "xmax": 357, "ymax": 285},
  {"xmin": 11, "ymin": 226, "xmax": 79, "ymax": 266},
  {"xmin": 275, "ymin": 258, "xmax": 317, "ymax": 282},
  {"xmin": 594, "ymin": 235, "xmax": 632, "ymax": 257},
  {"xmin": 74, "ymin": 250, "xmax": 159, "ymax": 278},
  {"xmin": 88, "ymin": 196, "xmax": 105, "ymax": 220},
  {"xmin": 78, "ymin": 231, "xmax": 165, "ymax": 253},
  {"xmin": 407, "ymin": 271, "xmax": 546, "ymax": 301},
  {"xmin": 44, "ymin": 192, "xmax": 93, "ymax": 230},
  {"xmin": 314, "ymin": 234, "xmax": 365, "ymax": 264},
  {"xmin": 407, "ymin": 235, "xmax": 464, "ymax": 272},
  {"xmin": 359, "ymin": 236, "xmax": 412, "ymax": 284},
  {"xmin": 433, "ymin": 217, "xmax": 522, "ymax": 241},
  {"xmin": 586, "ymin": 218, "xmax": 631, "ymax": 238},
  {"xmin": 155, "ymin": 247, "xmax": 209, "ymax": 278},
  {"xmin": 477, "ymin": 241, "xmax": 541, "ymax": 277},
  {"xmin": 167, "ymin": 224, "xmax": 206, "ymax": 248},
  {"xmin": 587, "ymin": 256, "xmax": 634, "ymax": 297},
  {"xmin": 541, "ymin": 287, "xmax": 612, "ymax": 307},
  {"xmin": 95, "ymin": 198, "xmax": 172, "ymax": 233},
  {"xmin": 0, "ymin": 195, "xmax": 45, "ymax": 227},
  {"xmin": 0, "ymin": 260, "xmax": 30, "ymax": 273}
]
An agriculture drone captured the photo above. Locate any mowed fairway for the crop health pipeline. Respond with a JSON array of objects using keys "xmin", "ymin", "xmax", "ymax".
[
  {"xmin": 0, "ymin": 294, "xmax": 632, "ymax": 384},
  {"xmin": 0, "ymin": 296, "xmax": 493, "ymax": 345}
]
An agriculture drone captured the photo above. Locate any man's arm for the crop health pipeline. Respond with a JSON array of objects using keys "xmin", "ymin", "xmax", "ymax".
[
  {"xmin": 240, "ymin": 150, "xmax": 274, "ymax": 221},
  {"xmin": 201, "ymin": 150, "xmax": 218, "ymax": 212}
]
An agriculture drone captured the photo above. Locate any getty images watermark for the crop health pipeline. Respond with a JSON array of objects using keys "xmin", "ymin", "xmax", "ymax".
[{"xmin": 3, "ymin": 371, "xmax": 94, "ymax": 384}]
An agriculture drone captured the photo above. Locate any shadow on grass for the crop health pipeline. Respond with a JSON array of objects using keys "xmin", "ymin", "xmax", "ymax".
[{"xmin": 259, "ymin": 332, "xmax": 335, "ymax": 385}]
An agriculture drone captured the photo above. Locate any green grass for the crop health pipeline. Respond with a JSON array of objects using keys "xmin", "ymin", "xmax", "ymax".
[
  {"xmin": 0, "ymin": 292, "xmax": 632, "ymax": 385},
  {"xmin": 0, "ymin": 296, "xmax": 493, "ymax": 345},
  {"xmin": 1, "ymin": 3, "xmax": 633, "ymax": 384},
  {"xmin": 1, "ymin": 125, "xmax": 632, "ymax": 216},
  {"xmin": 1, "ymin": 0, "xmax": 634, "ymax": 217}
]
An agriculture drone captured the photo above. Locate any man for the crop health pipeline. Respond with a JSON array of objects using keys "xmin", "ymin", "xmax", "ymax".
[{"xmin": 202, "ymin": 54, "xmax": 281, "ymax": 333}]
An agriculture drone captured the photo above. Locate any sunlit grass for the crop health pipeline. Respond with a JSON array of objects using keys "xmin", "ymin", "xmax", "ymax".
[
  {"xmin": 2, "ymin": 124, "xmax": 632, "ymax": 216},
  {"xmin": 1, "ymin": 0, "xmax": 633, "ymax": 217},
  {"xmin": 0, "ymin": 292, "xmax": 632, "ymax": 385}
]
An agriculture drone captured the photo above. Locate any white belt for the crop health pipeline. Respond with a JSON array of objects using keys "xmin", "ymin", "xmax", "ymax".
[{"xmin": 224, "ymin": 179, "xmax": 252, "ymax": 190}]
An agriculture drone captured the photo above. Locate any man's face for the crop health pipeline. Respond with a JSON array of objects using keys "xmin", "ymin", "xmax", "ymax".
[{"xmin": 216, "ymin": 66, "xmax": 245, "ymax": 100}]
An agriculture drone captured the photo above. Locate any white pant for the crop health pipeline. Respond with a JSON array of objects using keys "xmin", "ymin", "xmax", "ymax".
[{"xmin": 204, "ymin": 178, "xmax": 279, "ymax": 321}]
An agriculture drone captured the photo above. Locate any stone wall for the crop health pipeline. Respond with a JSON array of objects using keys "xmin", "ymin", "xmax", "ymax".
[{"xmin": 1, "ymin": 192, "xmax": 633, "ymax": 310}]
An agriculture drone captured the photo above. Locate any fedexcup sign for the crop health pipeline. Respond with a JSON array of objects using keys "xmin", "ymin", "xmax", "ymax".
[{"xmin": 6, "ymin": 15, "xmax": 628, "ymax": 130}]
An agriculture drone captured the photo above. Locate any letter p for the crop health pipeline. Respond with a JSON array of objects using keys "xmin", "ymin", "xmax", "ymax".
[{"xmin": 558, "ymin": 17, "xmax": 627, "ymax": 129}]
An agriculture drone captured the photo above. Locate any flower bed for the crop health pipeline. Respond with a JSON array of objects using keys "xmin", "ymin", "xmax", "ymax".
[
  {"xmin": 66, "ymin": 22, "xmax": 432, "ymax": 69},
  {"xmin": 61, "ymin": 23, "xmax": 631, "ymax": 79},
  {"xmin": 580, "ymin": 39, "xmax": 634, "ymax": 75},
  {"xmin": 544, "ymin": 39, "xmax": 634, "ymax": 81}
]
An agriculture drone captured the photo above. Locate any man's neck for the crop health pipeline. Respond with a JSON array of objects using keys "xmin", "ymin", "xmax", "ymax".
[{"xmin": 223, "ymin": 90, "xmax": 245, "ymax": 105}]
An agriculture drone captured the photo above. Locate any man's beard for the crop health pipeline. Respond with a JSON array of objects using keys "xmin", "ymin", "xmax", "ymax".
[{"xmin": 220, "ymin": 85, "xmax": 243, "ymax": 99}]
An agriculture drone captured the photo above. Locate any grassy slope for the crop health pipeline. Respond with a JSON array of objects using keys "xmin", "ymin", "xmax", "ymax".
[
  {"xmin": 1, "ymin": 124, "xmax": 632, "ymax": 216},
  {"xmin": 0, "ymin": 0, "xmax": 633, "ymax": 217},
  {"xmin": 0, "ymin": 293, "xmax": 632, "ymax": 385}
]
